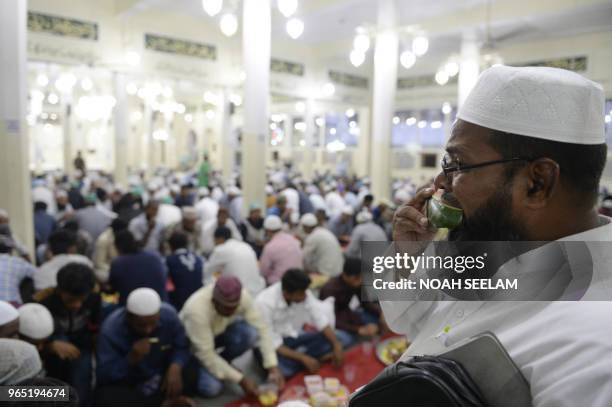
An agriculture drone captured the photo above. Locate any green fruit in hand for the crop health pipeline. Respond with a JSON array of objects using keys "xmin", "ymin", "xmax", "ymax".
[{"xmin": 427, "ymin": 197, "xmax": 463, "ymax": 229}]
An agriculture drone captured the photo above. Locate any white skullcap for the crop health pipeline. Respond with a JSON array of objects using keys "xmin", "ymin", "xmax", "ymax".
[
  {"xmin": 300, "ymin": 213, "xmax": 318, "ymax": 227},
  {"xmin": 56, "ymin": 190, "xmax": 68, "ymax": 199},
  {"xmin": 265, "ymin": 185, "xmax": 274, "ymax": 195},
  {"xmin": 0, "ymin": 208, "xmax": 8, "ymax": 218},
  {"xmin": 198, "ymin": 187, "xmax": 210, "ymax": 197},
  {"xmin": 457, "ymin": 65, "xmax": 605, "ymax": 144},
  {"xmin": 182, "ymin": 206, "xmax": 199, "ymax": 220},
  {"xmin": 356, "ymin": 211, "xmax": 373, "ymax": 224},
  {"xmin": 0, "ymin": 339, "xmax": 42, "ymax": 385},
  {"xmin": 126, "ymin": 288, "xmax": 161, "ymax": 316},
  {"xmin": 0, "ymin": 301, "xmax": 18, "ymax": 325},
  {"xmin": 227, "ymin": 186, "xmax": 241, "ymax": 196},
  {"xmin": 18, "ymin": 304, "xmax": 54, "ymax": 340},
  {"xmin": 341, "ymin": 206, "xmax": 354, "ymax": 216},
  {"xmin": 264, "ymin": 215, "xmax": 283, "ymax": 231}
]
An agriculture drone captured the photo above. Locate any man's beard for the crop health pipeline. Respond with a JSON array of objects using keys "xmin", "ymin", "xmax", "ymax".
[{"xmin": 448, "ymin": 182, "xmax": 529, "ymax": 242}]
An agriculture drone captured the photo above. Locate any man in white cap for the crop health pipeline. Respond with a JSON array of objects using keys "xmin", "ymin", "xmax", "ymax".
[
  {"xmin": 0, "ymin": 300, "xmax": 19, "ymax": 338},
  {"xmin": 389, "ymin": 66, "xmax": 612, "ymax": 406},
  {"xmin": 327, "ymin": 205, "xmax": 355, "ymax": 244},
  {"xmin": 301, "ymin": 213, "xmax": 344, "ymax": 278},
  {"xmin": 18, "ymin": 303, "xmax": 54, "ymax": 351},
  {"xmin": 96, "ymin": 288, "xmax": 191, "ymax": 407},
  {"xmin": 345, "ymin": 211, "xmax": 387, "ymax": 259},
  {"xmin": 260, "ymin": 215, "xmax": 304, "ymax": 285},
  {"xmin": 162, "ymin": 206, "xmax": 203, "ymax": 255},
  {"xmin": 194, "ymin": 187, "xmax": 219, "ymax": 225},
  {"xmin": 0, "ymin": 338, "xmax": 42, "ymax": 385},
  {"xmin": 226, "ymin": 186, "xmax": 244, "ymax": 226}
]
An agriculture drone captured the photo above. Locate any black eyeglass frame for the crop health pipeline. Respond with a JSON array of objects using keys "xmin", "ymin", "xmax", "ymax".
[{"xmin": 440, "ymin": 155, "xmax": 535, "ymax": 177}]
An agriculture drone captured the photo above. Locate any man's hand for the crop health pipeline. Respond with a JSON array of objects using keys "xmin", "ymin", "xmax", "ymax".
[
  {"xmin": 162, "ymin": 363, "xmax": 183, "ymax": 399},
  {"xmin": 239, "ymin": 376, "xmax": 259, "ymax": 399},
  {"xmin": 128, "ymin": 338, "xmax": 151, "ymax": 365},
  {"xmin": 393, "ymin": 187, "xmax": 438, "ymax": 242},
  {"xmin": 267, "ymin": 366, "xmax": 285, "ymax": 390},
  {"xmin": 49, "ymin": 340, "xmax": 80, "ymax": 360},
  {"xmin": 331, "ymin": 341, "xmax": 344, "ymax": 367},
  {"xmin": 357, "ymin": 323, "xmax": 379, "ymax": 337},
  {"xmin": 301, "ymin": 355, "xmax": 321, "ymax": 374}
]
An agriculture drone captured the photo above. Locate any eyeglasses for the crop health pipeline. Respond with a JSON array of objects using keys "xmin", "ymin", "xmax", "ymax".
[{"xmin": 440, "ymin": 153, "xmax": 533, "ymax": 177}]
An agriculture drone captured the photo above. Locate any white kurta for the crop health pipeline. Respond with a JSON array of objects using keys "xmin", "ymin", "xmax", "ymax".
[
  {"xmin": 381, "ymin": 216, "xmax": 612, "ymax": 407},
  {"xmin": 204, "ymin": 239, "xmax": 265, "ymax": 295}
]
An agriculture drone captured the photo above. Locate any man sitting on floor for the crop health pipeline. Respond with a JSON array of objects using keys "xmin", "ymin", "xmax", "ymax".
[
  {"xmin": 96, "ymin": 288, "xmax": 191, "ymax": 407},
  {"xmin": 320, "ymin": 257, "xmax": 383, "ymax": 342},
  {"xmin": 38, "ymin": 263, "xmax": 100, "ymax": 406},
  {"xmin": 255, "ymin": 269, "xmax": 352, "ymax": 378},
  {"xmin": 179, "ymin": 276, "xmax": 282, "ymax": 399}
]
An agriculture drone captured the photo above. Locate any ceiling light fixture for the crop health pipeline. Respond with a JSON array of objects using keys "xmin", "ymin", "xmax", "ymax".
[{"xmin": 220, "ymin": 13, "xmax": 238, "ymax": 37}]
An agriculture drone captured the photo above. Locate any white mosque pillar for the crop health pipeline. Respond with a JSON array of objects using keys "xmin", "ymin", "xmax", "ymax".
[
  {"xmin": 0, "ymin": 0, "xmax": 34, "ymax": 255},
  {"xmin": 61, "ymin": 96, "xmax": 74, "ymax": 175},
  {"xmin": 220, "ymin": 90, "xmax": 234, "ymax": 184},
  {"xmin": 241, "ymin": 0, "xmax": 270, "ymax": 211},
  {"xmin": 370, "ymin": 0, "xmax": 398, "ymax": 201},
  {"xmin": 302, "ymin": 99, "xmax": 315, "ymax": 180},
  {"xmin": 113, "ymin": 72, "xmax": 129, "ymax": 186},
  {"xmin": 458, "ymin": 31, "xmax": 480, "ymax": 109}
]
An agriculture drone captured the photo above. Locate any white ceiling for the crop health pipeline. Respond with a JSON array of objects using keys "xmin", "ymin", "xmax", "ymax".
[{"xmin": 128, "ymin": 0, "xmax": 612, "ymax": 77}]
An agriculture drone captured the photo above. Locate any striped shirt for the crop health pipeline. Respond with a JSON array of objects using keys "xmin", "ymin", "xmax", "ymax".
[{"xmin": 0, "ymin": 254, "xmax": 36, "ymax": 304}]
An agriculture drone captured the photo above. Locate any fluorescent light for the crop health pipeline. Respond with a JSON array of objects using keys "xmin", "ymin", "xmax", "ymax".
[
  {"xmin": 444, "ymin": 61, "xmax": 459, "ymax": 77},
  {"xmin": 417, "ymin": 120, "xmax": 427, "ymax": 128},
  {"xmin": 220, "ymin": 13, "xmax": 238, "ymax": 37},
  {"xmin": 435, "ymin": 70, "xmax": 449, "ymax": 85},
  {"xmin": 286, "ymin": 18, "xmax": 304, "ymax": 39},
  {"xmin": 412, "ymin": 36, "xmax": 429, "ymax": 57},
  {"xmin": 353, "ymin": 33, "xmax": 370, "ymax": 53},
  {"xmin": 350, "ymin": 50, "xmax": 365, "ymax": 67},
  {"xmin": 405, "ymin": 117, "xmax": 416, "ymax": 126},
  {"xmin": 36, "ymin": 74, "xmax": 49, "ymax": 87},
  {"xmin": 202, "ymin": 0, "xmax": 223, "ymax": 16},
  {"xmin": 277, "ymin": 0, "xmax": 298, "ymax": 17},
  {"xmin": 400, "ymin": 51, "xmax": 416, "ymax": 69},
  {"xmin": 392, "ymin": 116, "xmax": 400, "ymax": 125}
]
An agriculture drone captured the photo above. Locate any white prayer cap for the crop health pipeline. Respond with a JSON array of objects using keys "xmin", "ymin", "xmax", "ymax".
[
  {"xmin": 265, "ymin": 185, "xmax": 274, "ymax": 195},
  {"xmin": 457, "ymin": 65, "xmax": 605, "ymax": 144},
  {"xmin": 198, "ymin": 187, "xmax": 210, "ymax": 197},
  {"xmin": 182, "ymin": 206, "xmax": 199, "ymax": 220},
  {"xmin": 264, "ymin": 215, "xmax": 283, "ymax": 231},
  {"xmin": 356, "ymin": 211, "xmax": 373, "ymax": 224},
  {"xmin": 300, "ymin": 213, "xmax": 318, "ymax": 227},
  {"xmin": 227, "ymin": 186, "xmax": 241, "ymax": 196},
  {"xmin": 341, "ymin": 206, "xmax": 354, "ymax": 216},
  {"xmin": 0, "ymin": 208, "xmax": 8, "ymax": 218},
  {"xmin": 0, "ymin": 301, "xmax": 18, "ymax": 325},
  {"xmin": 18, "ymin": 304, "xmax": 54, "ymax": 340},
  {"xmin": 0, "ymin": 339, "xmax": 42, "ymax": 385},
  {"xmin": 126, "ymin": 288, "xmax": 161, "ymax": 316}
]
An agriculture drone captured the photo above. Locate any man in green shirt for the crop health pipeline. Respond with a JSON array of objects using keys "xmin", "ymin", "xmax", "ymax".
[{"xmin": 198, "ymin": 154, "xmax": 210, "ymax": 188}]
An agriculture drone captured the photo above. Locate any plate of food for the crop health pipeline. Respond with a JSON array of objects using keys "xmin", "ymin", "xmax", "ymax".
[{"xmin": 376, "ymin": 336, "xmax": 409, "ymax": 366}]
